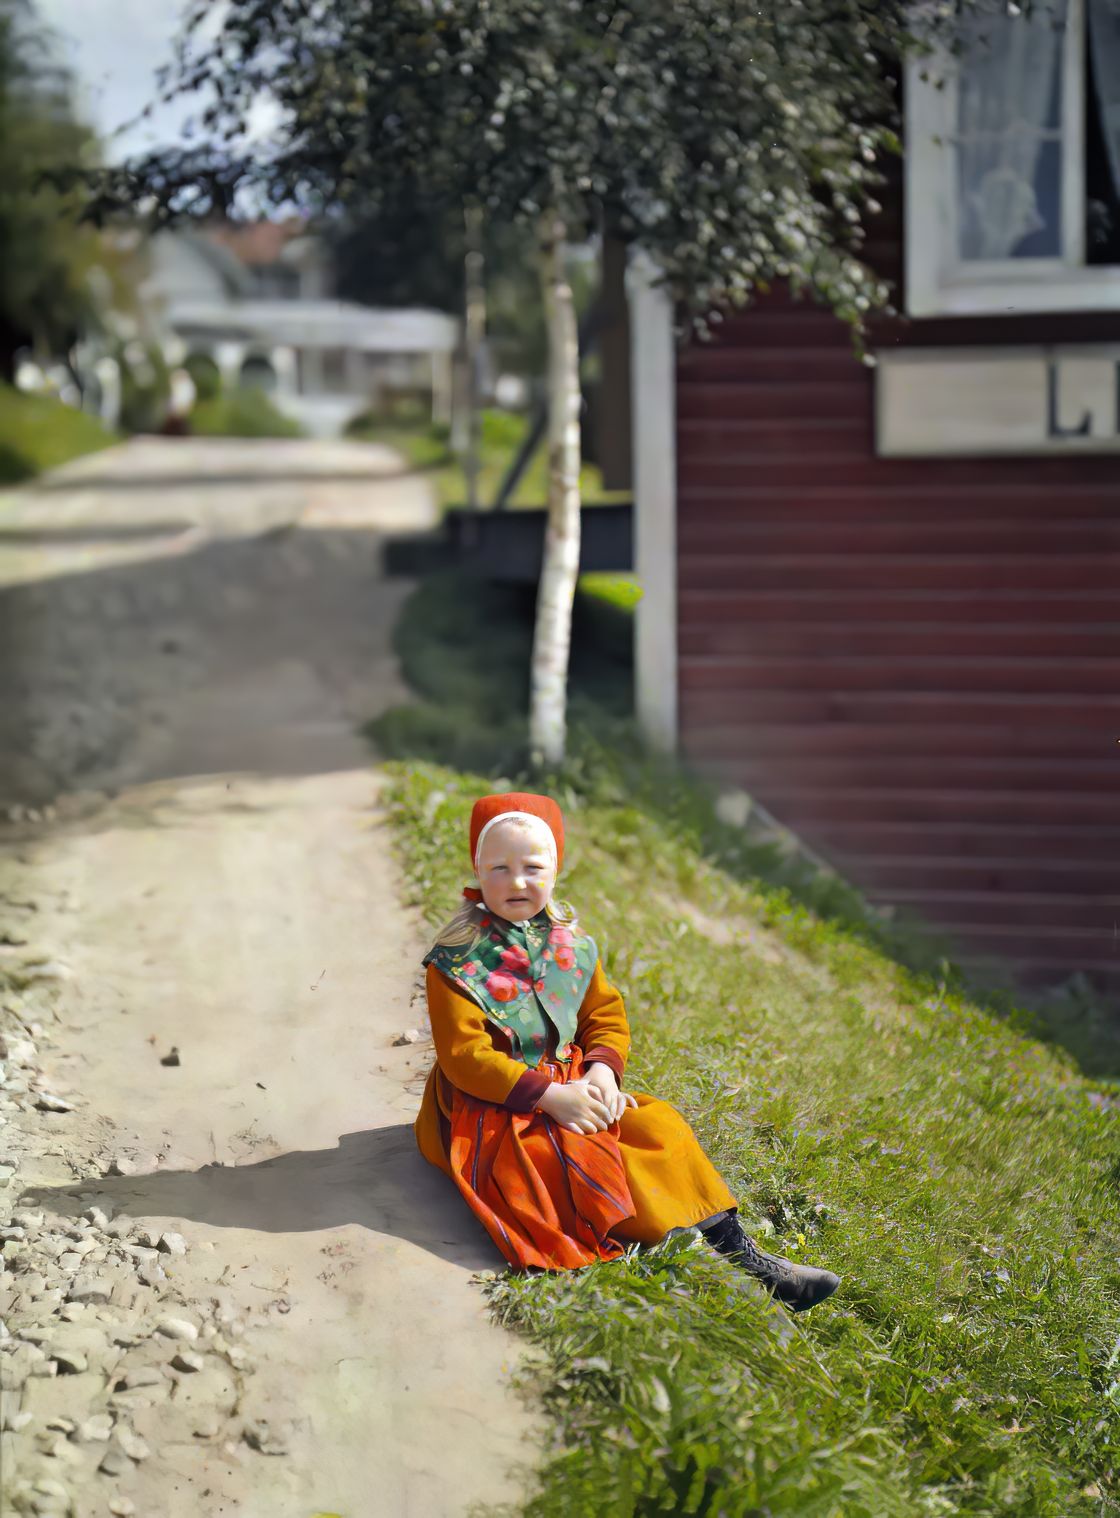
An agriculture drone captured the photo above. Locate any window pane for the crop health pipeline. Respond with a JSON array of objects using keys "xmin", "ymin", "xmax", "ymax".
[
  {"xmin": 955, "ymin": 1, "xmax": 1068, "ymax": 260},
  {"xmin": 1087, "ymin": 0, "xmax": 1120, "ymax": 264}
]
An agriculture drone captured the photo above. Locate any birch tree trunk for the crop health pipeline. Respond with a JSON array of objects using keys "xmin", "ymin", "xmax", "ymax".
[
  {"xmin": 463, "ymin": 200, "xmax": 485, "ymax": 512},
  {"xmin": 529, "ymin": 212, "xmax": 582, "ymax": 768}
]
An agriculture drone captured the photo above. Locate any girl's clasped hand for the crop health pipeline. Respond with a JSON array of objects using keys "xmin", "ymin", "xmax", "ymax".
[{"xmin": 542, "ymin": 1071, "xmax": 639, "ymax": 1135}]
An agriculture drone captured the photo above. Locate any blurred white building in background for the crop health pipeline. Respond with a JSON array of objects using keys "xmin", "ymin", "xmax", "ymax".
[{"xmin": 142, "ymin": 221, "xmax": 459, "ymax": 437}]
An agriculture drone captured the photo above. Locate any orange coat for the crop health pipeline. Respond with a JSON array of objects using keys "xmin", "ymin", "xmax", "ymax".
[{"xmin": 414, "ymin": 956, "xmax": 738, "ymax": 1266}]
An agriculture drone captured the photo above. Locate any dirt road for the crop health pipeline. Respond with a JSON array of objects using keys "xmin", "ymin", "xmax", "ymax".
[{"xmin": 0, "ymin": 440, "xmax": 547, "ymax": 1518}]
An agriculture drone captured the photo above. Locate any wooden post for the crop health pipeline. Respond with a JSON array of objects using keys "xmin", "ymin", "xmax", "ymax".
[{"xmin": 597, "ymin": 233, "xmax": 633, "ymax": 492}]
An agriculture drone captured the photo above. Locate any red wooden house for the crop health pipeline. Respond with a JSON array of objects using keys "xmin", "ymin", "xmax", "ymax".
[{"xmin": 626, "ymin": 0, "xmax": 1120, "ymax": 1006}]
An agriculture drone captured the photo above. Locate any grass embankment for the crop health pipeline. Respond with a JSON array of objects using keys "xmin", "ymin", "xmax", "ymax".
[
  {"xmin": 372, "ymin": 570, "xmax": 1120, "ymax": 1517},
  {"xmin": 346, "ymin": 406, "xmax": 629, "ymax": 512},
  {"xmin": 0, "ymin": 381, "xmax": 118, "ymax": 484}
]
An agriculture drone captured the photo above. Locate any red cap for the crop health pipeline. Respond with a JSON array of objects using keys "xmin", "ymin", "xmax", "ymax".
[{"xmin": 469, "ymin": 791, "xmax": 565, "ymax": 873}]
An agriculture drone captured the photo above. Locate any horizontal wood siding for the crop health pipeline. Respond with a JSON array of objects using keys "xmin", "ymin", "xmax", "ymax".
[{"xmin": 675, "ymin": 192, "xmax": 1120, "ymax": 1004}]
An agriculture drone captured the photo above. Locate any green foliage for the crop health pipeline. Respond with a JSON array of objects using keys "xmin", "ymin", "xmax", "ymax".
[
  {"xmin": 94, "ymin": 0, "xmax": 956, "ymax": 340},
  {"xmin": 357, "ymin": 407, "xmax": 623, "ymax": 513},
  {"xmin": 578, "ymin": 573, "xmax": 642, "ymax": 612},
  {"xmin": 328, "ymin": 191, "xmax": 468, "ymax": 312},
  {"xmin": 363, "ymin": 568, "xmax": 633, "ymax": 772},
  {"xmin": 183, "ymin": 350, "xmax": 221, "ymax": 402},
  {"xmin": 188, "ymin": 386, "xmax": 302, "ymax": 438},
  {"xmin": 344, "ymin": 413, "xmax": 452, "ymax": 469},
  {"xmin": 0, "ymin": 0, "xmax": 120, "ymax": 371},
  {"xmin": 479, "ymin": 407, "xmax": 526, "ymax": 452},
  {"xmin": 486, "ymin": 238, "xmax": 600, "ymax": 381},
  {"xmin": 0, "ymin": 379, "xmax": 117, "ymax": 482},
  {"xmin": 115, "ymin": 339, "xmax": 170, "ymax": 434},
  {"xmin": 372, "ymin": 386, "xmax": 436, "ymax": 428}
]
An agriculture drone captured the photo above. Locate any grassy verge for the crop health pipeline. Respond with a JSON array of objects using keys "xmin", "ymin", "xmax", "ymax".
[
  {"xmin": 577, "ymin": 571, "xmax": 643, "ymax": 611},
  {"xmin": 347, "ymin": 406, "xmax": 629, "ymax": 512},
  {"xmin": 188, "ymin": 386, "xmax": 303, "ymax": 438},
  {"xmin": 371, "ymin": 569, "xmax": 1120, "ymax": 1517},
  {"xmin": 0, "ymin": 381, "xmax": 119, "ymax": 484},
  {"xmin": 344, "ymin": 414, "xmax": 455, "ymax": 470}
]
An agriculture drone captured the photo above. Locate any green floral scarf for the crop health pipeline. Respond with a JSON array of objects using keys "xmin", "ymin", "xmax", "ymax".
[{"xmin": 423, "ymin": 905, "xmax": 598, "ymax": 1069}]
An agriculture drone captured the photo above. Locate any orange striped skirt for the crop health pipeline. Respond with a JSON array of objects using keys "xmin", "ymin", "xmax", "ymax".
[{"xmin": 447, "ymin": 1045, "xmax": 636, "ymax": 1270}]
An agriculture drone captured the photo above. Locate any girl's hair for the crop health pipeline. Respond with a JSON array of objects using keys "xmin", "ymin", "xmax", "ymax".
[{"xmin": 432, "ymin": 893, "xmax": 581, "ymax": 949}]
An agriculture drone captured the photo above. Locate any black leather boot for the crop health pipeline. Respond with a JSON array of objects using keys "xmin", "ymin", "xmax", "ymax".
[{"xmin": 700, "ymin": 1211, "xmax": 841, "ymax": 1313}]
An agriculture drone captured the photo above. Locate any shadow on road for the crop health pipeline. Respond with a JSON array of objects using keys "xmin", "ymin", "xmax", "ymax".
[
  {"xmin": 24, "ymin": 466, "xmax": 430, "ymax": 492},
  {"xmin": 0, "ymin": 522, "xmax": 196, "ymax": 545},
  {"xmin": 0, "ymin": 521, "xmax": 424, "ymax": 804},
  {"xmin": 23, "ymin": 1126, "xmax": 506, "ymax": 1275}
]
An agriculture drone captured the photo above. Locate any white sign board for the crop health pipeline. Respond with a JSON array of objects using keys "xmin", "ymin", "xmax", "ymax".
[{"xmin": 875, "ymin": 347, "xmax": 1120, "ymax": 456}]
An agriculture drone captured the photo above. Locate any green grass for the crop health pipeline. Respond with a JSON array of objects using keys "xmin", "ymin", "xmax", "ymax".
[
  {"xmin": 578, "ymin": 572, "xmax": 643, "ymax": 611},
  {"xmin": 0, "ymin": 381, "xmax": 119, "ymax": 484},
  {"xmin": 188, "ymin": 386, "xmax": 303, "ymax": 438},
  {"xmin": 364, "ymin": 569, "xmax": 634, "ymax": 776},
  {"xmin": 344, "ymin": 414, "xmax": 455, "ymax": 470},
  {"xmin": 369, "ymin": 568, "xmax": 1120, "ymax": 1518},
  {"xmin": 348, "ymin": 406, "xmax": 630, "ymax": 512}
]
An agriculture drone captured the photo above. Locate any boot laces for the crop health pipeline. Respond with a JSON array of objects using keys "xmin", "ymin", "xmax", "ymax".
[{"xmin": 737, "ymin": 1235, "xmax": 800, "ymax": 1289}]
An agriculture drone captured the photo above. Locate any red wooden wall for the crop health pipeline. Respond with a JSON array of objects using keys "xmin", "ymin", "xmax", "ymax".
[{"xmin": 674, "ymin": 195, "xmax": 1120, "ymax": 1005}]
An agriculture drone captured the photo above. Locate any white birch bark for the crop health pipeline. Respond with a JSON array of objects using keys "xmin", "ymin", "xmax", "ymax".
[
  {"xmin": 529, "ymin": 212, "xmax": 582, "ymax": 768},
  {"xmin": 463, "ymin": 200, "xmax": 485, "ymax": 512}
]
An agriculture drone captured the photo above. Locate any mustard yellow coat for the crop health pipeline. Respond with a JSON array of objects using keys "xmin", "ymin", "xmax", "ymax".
[{"xmin": 414, "ymin": 956, "xmax": 738, "ymax": 1246}]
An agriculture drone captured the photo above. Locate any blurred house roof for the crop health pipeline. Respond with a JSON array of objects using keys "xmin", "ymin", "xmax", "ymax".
[
  {"xmin": 203, "ymin": 220, "xmax": 319, "ymax": 269},
  {"xmin": 142, "ymin": 223, "xmax": 459, "ymax": 356},
  {"xmin": 178, "ymin": 232, "xmax": 254, "ymax": 298}
]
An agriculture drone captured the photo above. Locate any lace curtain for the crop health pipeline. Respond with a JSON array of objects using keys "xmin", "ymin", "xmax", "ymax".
[{"xmin": 956, "ymin": 1, "xmax": 1068, "ymax": 260}]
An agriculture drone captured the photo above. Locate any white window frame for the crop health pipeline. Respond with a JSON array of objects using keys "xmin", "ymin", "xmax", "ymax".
[{"xmin": 906, "ymin": 0, "xmax": 1120, "ymax": 315}]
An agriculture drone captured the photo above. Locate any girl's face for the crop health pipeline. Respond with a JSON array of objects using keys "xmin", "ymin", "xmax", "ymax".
[{"xmin": 476, "ymin": 819, "xmax": 557, "ymax": 924}]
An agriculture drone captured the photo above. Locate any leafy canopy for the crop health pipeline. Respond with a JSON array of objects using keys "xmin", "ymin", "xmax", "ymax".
[
  {"xmin": 0, "ymin": 0, "xmax": 118, "ymax": 365},
  {"xmin": 101, "ymin": 0, "xmax": 939, "ymax": 333}
]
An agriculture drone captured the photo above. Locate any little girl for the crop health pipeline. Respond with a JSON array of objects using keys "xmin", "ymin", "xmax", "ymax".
[{"xmin": 413, "ymin": 790, "xmax": 840, "ymax": 1312}]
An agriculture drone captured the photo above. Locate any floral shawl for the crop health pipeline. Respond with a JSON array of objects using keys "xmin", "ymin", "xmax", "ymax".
[{"xmin": 423, "ymin": 902, "xmax": 597, "ymax": 1069}]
